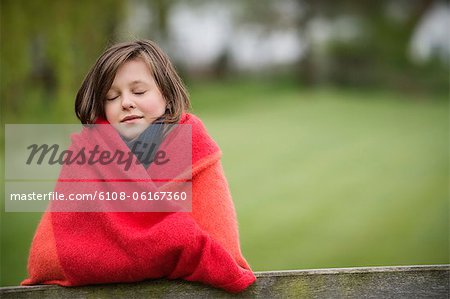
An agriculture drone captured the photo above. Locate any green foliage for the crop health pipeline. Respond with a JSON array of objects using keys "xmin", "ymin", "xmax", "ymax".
[
  {"xmin": 325, "ymin": 7, "xmax": 449, "ymax": 94},
  {"xmin": 1, "ymin": 0, "xmax": 447, "ymax": 125},
  {"xmin": 1, "ymin": 0, "xmax": 125, "ymax": 122}
]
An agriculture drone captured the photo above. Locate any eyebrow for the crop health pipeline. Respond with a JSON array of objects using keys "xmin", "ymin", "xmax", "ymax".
[
  {"xmin": 108, "ymin": 80, "xmax": 149, "ymax": 92},
  {"xmin": 129, "ymin": 80, "xmax": 147, "ymax": 85}
]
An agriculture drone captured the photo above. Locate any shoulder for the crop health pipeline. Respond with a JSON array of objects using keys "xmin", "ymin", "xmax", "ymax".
[{"xmin": 180, "ymin": 113, "xmax": 221, "ymax": 168}]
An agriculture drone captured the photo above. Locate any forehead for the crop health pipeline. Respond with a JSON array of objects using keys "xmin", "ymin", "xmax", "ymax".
[{"xmin": 112, "ymin": 57, "xmax": 153, "ymax": 85}]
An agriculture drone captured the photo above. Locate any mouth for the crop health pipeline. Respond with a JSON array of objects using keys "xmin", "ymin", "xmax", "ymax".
[{"xmin": 120, "ymin": 115, "xmax": 144, "ymax": 123}]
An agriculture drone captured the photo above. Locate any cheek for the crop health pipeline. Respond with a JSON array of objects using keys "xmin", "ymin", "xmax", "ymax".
[
  {"xmin": 104, "ymin": 103, "xmax": 117, "ymax": 122},
  {"xmin": 142, "ymin": 97, "xmax": 166, "ymax": 115}
]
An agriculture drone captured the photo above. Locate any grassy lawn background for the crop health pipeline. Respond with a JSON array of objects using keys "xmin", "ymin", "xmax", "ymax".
[{"xmin": 1, "ymin": 79, "xmax": 448, "ymax": 286}]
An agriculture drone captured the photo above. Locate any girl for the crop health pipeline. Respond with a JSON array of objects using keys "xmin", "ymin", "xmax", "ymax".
[{"xmin": 22, "ymin": 40, "xmax": 255, "ymax": 293}]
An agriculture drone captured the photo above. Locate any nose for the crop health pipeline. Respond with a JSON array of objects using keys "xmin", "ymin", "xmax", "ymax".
[{"xmin": 120, "ymin": 93, "xmax": 135, "ymax": 110}]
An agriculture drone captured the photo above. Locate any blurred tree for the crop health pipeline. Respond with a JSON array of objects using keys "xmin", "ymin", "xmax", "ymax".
[
  {"xmin": 1, "ymin": 0, "xmax": 125, "ymax": 122},
  {"xmin": 297, "ymin": 0, "xmax": 439, "ymax": 89},
  {"xmin": 324, "ymin": 0, "xmax": 439, "ymax": 91},
  {"xmin": 1, "ymin": 0, "xmax": 447, "ymax": 120},
  {"xmin": 152, "ymin": 0, "xmax": 172, "ymax": 45},
  {"xmin": 233, "ymin": 0, "xmax": 447, "ymax": 94}
]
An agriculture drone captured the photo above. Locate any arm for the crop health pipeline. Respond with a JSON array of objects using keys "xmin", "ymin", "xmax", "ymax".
[{"xmin": 191, "ymin": 154, "xmax": 251, "ymax": 270}]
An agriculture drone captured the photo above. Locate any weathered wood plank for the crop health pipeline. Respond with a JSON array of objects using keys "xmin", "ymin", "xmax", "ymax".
[{"xmin": 1, "ymin": 265, "xmax": 448, "ymax": 298}]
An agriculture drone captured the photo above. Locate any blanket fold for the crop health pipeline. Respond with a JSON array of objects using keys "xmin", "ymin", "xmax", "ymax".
[{"xmin": 22, "ymin": 113, "xmax": 255, "ymax": 293}]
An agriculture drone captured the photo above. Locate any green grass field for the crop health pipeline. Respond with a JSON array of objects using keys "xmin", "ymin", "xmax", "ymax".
[{"xmin": 1, "ymin": 79, "xmax": 448, "ymax": 286}]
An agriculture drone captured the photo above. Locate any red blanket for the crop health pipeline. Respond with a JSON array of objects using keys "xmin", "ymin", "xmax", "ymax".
[{"xmin": 21, "ymin": 113, "xmax": 255, "ymax": 293}]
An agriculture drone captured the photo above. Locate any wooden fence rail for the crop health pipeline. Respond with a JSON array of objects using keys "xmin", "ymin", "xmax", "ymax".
[{"xmin": 1, "ymin": 265, "xmax": 448, "ymax": 298}]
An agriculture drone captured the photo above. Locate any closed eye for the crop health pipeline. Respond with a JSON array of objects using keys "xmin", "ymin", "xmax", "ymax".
[
  {"xmin": 106, "ymin": 96, "xmax": 118, "ymax": 101},
  {"xmin": 134, "ymin": 91, "xmax": 147, "ymax": 95}
]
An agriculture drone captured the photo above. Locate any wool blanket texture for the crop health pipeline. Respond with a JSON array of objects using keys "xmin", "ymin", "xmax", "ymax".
[{"xmin": 21, "ymin": 113, "xmax": 255, "ymax": 293}]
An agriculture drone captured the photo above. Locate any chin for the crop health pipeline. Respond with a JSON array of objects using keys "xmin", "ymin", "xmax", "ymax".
[{"xmin": 115, "ymin": 124, "xmax": 147, "ymax": 141}]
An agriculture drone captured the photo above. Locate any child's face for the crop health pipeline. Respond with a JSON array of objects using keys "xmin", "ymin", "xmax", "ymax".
[{"xmin": 104, "ymin": 57, "xmax": 166, "ymax": 140}]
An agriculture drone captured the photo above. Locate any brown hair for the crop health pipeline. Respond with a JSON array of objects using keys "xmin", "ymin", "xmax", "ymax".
[{"xmin": 75, "ymin": 40, "xmax": 190, "ymax": 124}]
